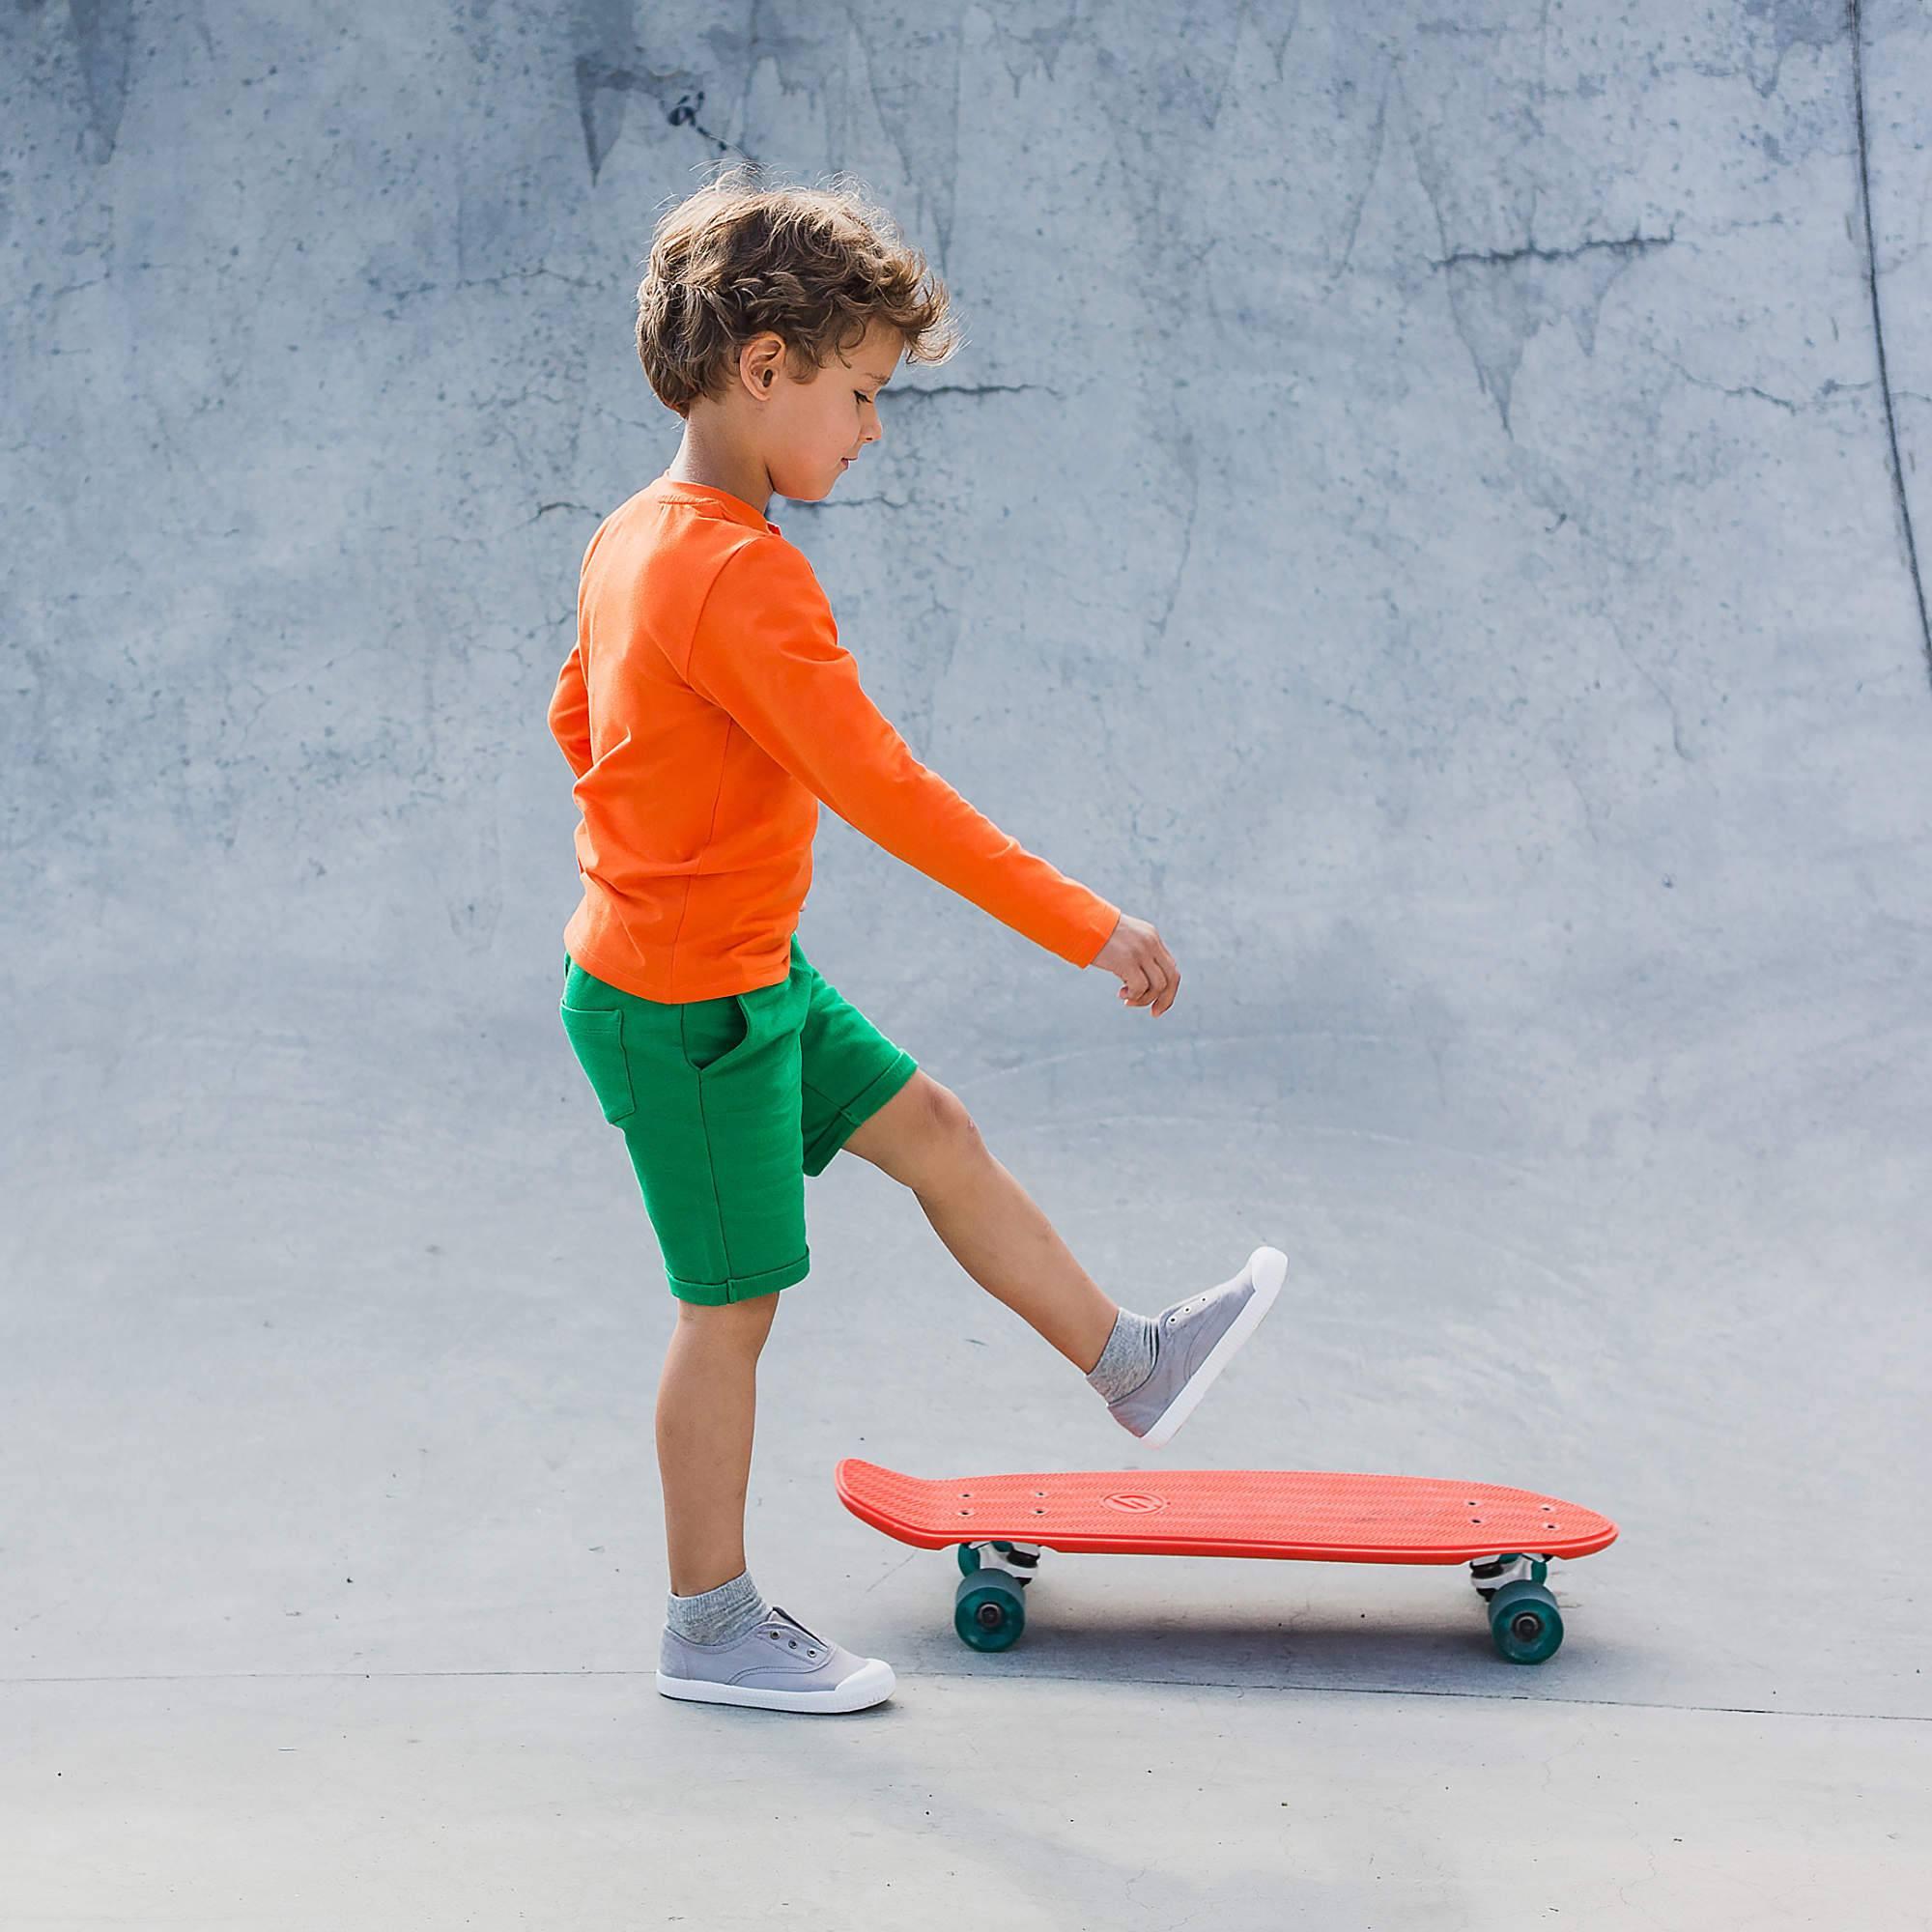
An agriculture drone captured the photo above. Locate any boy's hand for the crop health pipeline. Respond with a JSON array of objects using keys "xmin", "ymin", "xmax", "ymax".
[{"xmin": 1094, "ymin": 912, "xmax": 1180, "ymax": 1016}]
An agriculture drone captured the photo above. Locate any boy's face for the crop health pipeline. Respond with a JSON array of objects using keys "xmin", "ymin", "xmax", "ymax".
[{"xmin": 753, "ymin": 319, "xmax": 900, "ymax": 502}]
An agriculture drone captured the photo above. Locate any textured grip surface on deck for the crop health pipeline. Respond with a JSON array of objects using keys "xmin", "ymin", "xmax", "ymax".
[{"xmin": 835, "ymin": 1459, "xmax": 1618, "ymax": 1564}]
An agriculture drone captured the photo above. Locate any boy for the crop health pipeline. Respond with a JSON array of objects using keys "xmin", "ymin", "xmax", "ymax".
[{"xmin": 550, "ymin": 165, "xmax": 1286, "ymax": 1714}]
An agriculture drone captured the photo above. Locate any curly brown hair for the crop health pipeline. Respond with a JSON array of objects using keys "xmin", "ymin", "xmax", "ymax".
[{"xmin": 635, "ymin": 161, "xmax": 963, "ymax": 415}]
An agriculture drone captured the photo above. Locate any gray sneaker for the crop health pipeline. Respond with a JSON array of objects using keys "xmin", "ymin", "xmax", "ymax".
[
  {"xmin": 657, "ymin": 1603, "xmax": 895, "ymax": 1714},
  {"xmin": 1106, "ymin": 1244, "xmax": 1288, "ymax": 1447}
]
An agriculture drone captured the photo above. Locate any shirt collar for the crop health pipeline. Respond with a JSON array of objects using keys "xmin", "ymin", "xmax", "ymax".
[{"xmin": 648, "ymin": 475, "xmax": 781, "ymax": 534}]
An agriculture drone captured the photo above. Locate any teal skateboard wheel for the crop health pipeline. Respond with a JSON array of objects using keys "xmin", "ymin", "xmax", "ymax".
[
  {"xmin": 953, "ymin": 1571, "xmax": 1026, "ymax": 1651},
  {"xmin": 1488, "ymin": 1579, "xmax": 1564, "ymax": 1663}
]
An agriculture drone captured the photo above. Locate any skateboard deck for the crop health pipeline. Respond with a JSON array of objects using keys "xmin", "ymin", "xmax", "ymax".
[{"xmin": 836, "ymin": 1458, "xmax": 1618, "ymax": 1663}]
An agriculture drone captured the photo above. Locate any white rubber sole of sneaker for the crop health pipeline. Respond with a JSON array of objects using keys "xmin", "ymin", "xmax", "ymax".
[
  {"xmin": 1138, "ymin": 1243, "xmax": 1288, "ymax": 1448},
  {"xmin": 656, "ymin": 1656, "xmax": 896, "ymax": 1713}
]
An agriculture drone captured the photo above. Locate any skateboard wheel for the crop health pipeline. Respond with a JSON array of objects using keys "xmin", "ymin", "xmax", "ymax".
[
  {"xmin": 953, "ymin": 1572, "xmax": 1027, "ymax": 1652},
  {"xmin": 1487, "ymin": 1581, "xmax": 1563, "ymax": 1664}
]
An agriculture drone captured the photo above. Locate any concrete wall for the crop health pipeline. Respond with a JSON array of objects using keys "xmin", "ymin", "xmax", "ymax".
[{"xmin": 4, "ymin": 6, "xmax": 1930, "ymax": 1920}]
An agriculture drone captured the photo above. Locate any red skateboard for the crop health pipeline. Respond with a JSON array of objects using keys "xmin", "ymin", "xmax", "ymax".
[{"xmin": 836, "ymin": 1458, "xmax": 1618, "ymax": 1663}]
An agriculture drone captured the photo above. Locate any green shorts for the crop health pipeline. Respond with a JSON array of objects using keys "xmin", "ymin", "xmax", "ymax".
[{"xmin": 558, "ymin": 932, "xmax": 919, "ymax": 1305}]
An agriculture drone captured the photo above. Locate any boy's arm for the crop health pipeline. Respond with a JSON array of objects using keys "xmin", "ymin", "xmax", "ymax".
[
  {"xmin": 547, "ymin": 528, "xmax": 604, "ymax": 781},
  {"xmin": 547, "ymin": 639, "xmax": 592, "ymax": 780},
  {"xmin": 685, "ymin": 539, "xmax": 1120, "ymax": 970}
]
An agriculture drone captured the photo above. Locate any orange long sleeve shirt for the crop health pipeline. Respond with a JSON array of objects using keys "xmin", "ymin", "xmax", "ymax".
[{"xmin": 548, "ymin": 475, "xmax": 1121, "ymax": 1003}]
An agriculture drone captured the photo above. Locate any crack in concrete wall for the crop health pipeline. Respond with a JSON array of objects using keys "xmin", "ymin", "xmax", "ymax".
[
  {"xmin": 1433, "ymin": 230, "xmax": 1677, "ymax": 273},
  {"xmin": 1849, "ymin": 0, "xmax": 1932, "ymax": 695}
]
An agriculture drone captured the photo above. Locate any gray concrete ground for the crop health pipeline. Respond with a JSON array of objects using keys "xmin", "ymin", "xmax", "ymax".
[{"xmin": 5, "ymin": 4, "xmax": 1929, "ymax": 1927}]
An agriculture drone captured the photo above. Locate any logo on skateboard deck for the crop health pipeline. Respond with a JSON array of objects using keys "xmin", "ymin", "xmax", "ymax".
[{"xmin": 1100, "ymin": 1492, "xmax": 1168, "ymax": 1513}]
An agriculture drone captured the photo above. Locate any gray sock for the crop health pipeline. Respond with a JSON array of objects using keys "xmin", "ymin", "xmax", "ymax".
[
  {"xmin": 1084, "ymin": 1306, "xmax": 1161, "ymax": 1404},
  {"xmin": 667, "ymin": 1568, "xmax": 769, "ymax": 1646}
]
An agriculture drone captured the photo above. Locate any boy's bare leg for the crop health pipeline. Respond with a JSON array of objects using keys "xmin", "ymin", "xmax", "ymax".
[
  {"xmin": 906, "ymin": 1134, "xmax": 1122, "ymax": 1374},
  {"xmin": 655, "ymin": 1294, "xmax": 780, "ymax": 1598}
]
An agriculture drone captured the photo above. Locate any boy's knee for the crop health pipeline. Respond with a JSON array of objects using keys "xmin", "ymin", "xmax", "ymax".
[
  {"xmin": 844, "ymin": 1069, "xmax": 981, "ymax": 1185},
  {"xmin": 900, "ymin": 1079, "xmax": 985, "ymax": 1184},
  {"xmin": 922, "ymin": 1078, "xmax": 981, "ymax": 1143}
]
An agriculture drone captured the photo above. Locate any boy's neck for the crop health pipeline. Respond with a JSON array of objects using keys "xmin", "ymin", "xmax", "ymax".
[{"xmin": 663, "ymin": 436, "xmax": 772, "ymax": 521}]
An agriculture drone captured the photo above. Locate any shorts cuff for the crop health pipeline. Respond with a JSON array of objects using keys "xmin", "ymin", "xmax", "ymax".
[
  {"xmin": 802, "ymin": 1050, "xmax": 920, "ymax": 1178},
  {"xmin": 667, "ymin": 1248, "xmax": 811, "ymax": 1305}
]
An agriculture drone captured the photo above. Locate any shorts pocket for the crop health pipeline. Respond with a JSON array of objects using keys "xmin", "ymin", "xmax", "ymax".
[
  {"xmin": 678, "ymin": 992, "xmax": 755, "ymax": 1077},
  {"xmin": 559, "ymin": 1001, "xmax": 637, "ymax": 1125}
]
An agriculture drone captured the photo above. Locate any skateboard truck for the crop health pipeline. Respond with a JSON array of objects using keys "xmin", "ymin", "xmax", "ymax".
[
  {"xmin": 958, "ymin": 1539, "xmax": 1042, "ymax": 1580},
  {"xmin": 1467, "ymin": 1551, "xmax": 1549, "ymax": 1599}
]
